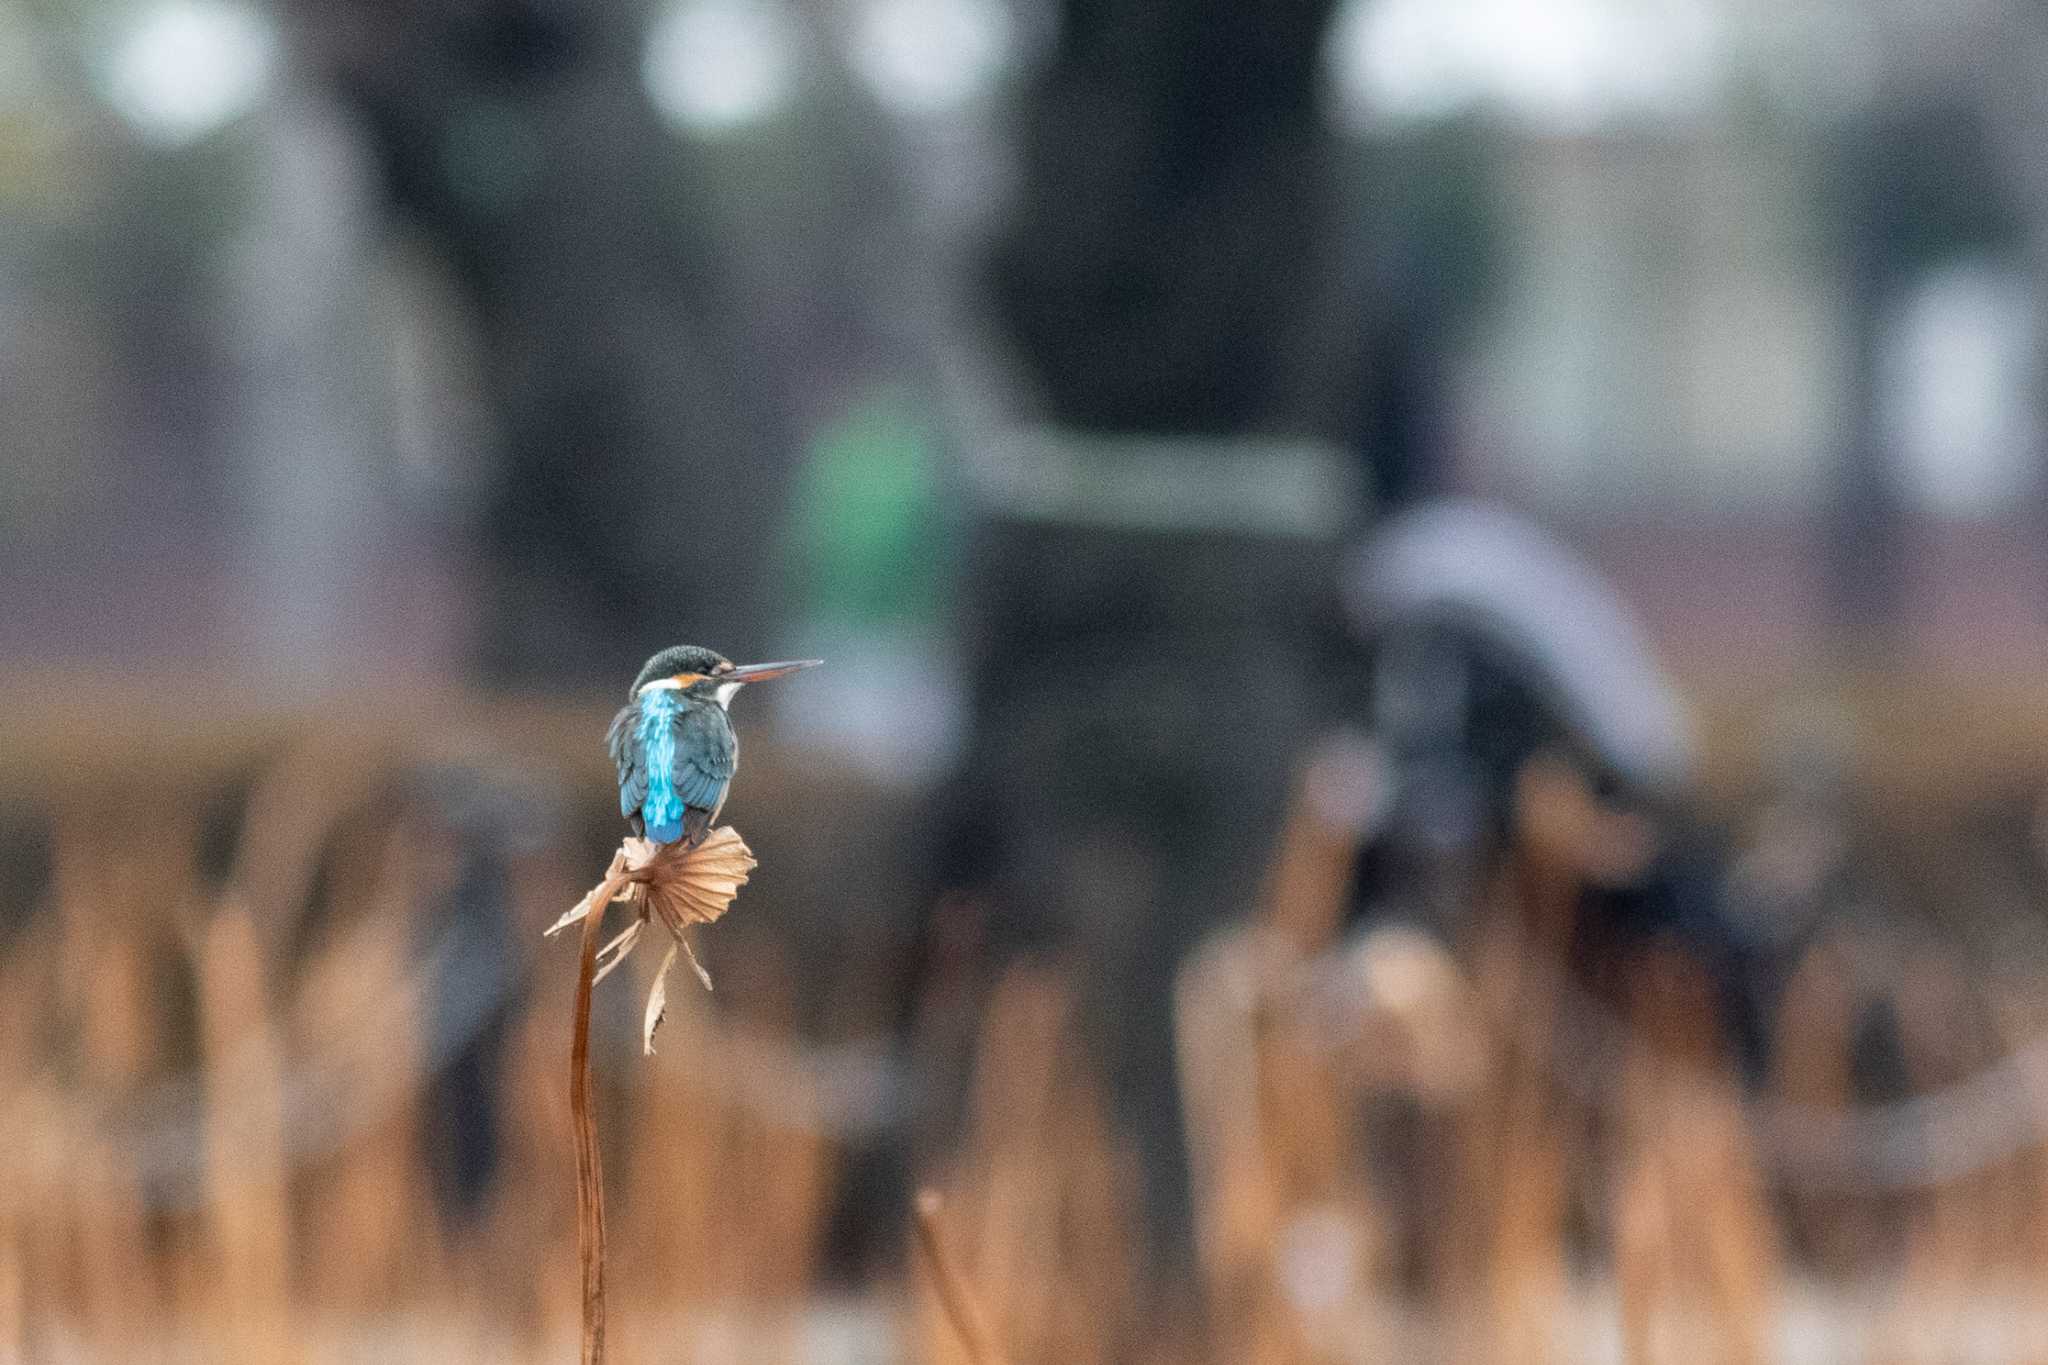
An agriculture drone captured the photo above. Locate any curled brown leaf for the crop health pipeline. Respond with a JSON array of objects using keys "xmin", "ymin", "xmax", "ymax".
[{"xmin": 553, "ymin": 828, "xmax": 758, "ymax": 1048}]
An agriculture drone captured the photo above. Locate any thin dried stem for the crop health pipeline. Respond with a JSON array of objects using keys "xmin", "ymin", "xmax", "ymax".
[
  {"xmin": 914, "ymin": 1188, "xmax": 1005, "ymax": 1365},
  {"xmin": 573, "ymin": 863, "xmax": 630, "ymax": 1365}
]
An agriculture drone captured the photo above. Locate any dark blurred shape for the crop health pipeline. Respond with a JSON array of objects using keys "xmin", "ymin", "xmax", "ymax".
[
  {"xmin": 407, "ymin": 757, "xmax": 559, "ymax": 1219},
  {"xmin": 0, "ymin": 804, "xmax": 52, "ymax": 948},
  {"xmin": 1341, "ymin": 500, "xmax": 1697, "ymax": 935},
  {"xmin": 933, "ymin": 436, "xmax": 1361, "ymax": 1282},
  {"xmin": 987, "ymin": 0, "xmax": 1342, "ymax": 434},
  {"xmin": 1350, "ymin": 500, "xmax": 1697, "ymax": 801},
  {"xmin": 417, "ymin": 815, "xmax": 511, "ymax": 1215},
  {"xmin": 1337, "ymin": 120, "xmax": 1504, "ymax": 511},
  {"xmin": 952, "ymin": 0, "xmax": 1393, "ymax": 1279},
  {"xmin": 1337, "ymin": 504, "xmax": 1933, "ymax": 1128},
  {"xmin": 1826, "ymin": 96, "xmax": 2023, "ymax": 642},
  {"xmin": 284, "ymin": 0, "xmax": 799, "ymax": 684},
  {"xmin": 1342, "ymin": 501, "xmax": 1785, "ymax": 1074}
]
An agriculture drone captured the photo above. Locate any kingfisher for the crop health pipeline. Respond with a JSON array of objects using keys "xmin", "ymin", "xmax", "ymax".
[{"xmin": 608, "ymin": 645, "xmax": 821, "ymax": 847}]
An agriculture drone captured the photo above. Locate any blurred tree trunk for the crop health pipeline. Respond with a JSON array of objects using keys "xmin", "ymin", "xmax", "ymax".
[
  {"xmin": 968, "ymin": 0, "xmax": 1350, "ymax": 1286},
  {"xmin": 1966, "ymin": 1, "xmax": 2048, "ymax": 627},
  {"xmin": 1825, "ymin": 88, "xmax": 2021, "ymax": 651},
  {"xmin": 987, "ymin": 0, "xmax": 1345, "ymax": 434},
  {"xmin": 287, "ymin": 0, "xmax": 798, "ymax": 684},
  {"xmin": 1828, "ymin": 168, "xmax": 1905, "ymax": 650}
]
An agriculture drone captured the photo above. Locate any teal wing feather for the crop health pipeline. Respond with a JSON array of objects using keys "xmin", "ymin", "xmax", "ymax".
[
  {"xmin": 607, "ymin": 703, "xmax": 647, "ymax": 823},
  {"xmin": 672, "ymin": 702, "xmax": 737, "ymax": 837}
]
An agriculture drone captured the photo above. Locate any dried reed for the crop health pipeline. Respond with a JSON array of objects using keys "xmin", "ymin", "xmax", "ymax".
[
  {"xmin": 8, "ymin": 691, "xmax": 2048, "ymax": 1361},
  {"xmin": 569, "ymin": 852, "xmax": 618, "ymax": 1365},
  {"xmin": 913, "ymin": 1190, "xmax": 1002, "ymax": 1365},
  {"xmin": 552, "ymin": 833, "xmax": 756, "ymax": 1365}
]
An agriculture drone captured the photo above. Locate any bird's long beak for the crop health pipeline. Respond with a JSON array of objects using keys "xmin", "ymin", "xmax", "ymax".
[{"xmin": 726, "ymin": 658, "xmax": 823, "ymax": 684}]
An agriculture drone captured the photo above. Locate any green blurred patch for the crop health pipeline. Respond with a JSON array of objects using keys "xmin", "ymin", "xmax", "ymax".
[{"xmin": 786, "ymin": 382, "xmax": 951, "ymax": 629}]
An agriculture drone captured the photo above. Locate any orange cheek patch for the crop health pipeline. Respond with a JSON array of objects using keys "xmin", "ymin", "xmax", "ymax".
[{"xmin": 671, "ymin": 673, "xmax": 705, "ymax": 690}]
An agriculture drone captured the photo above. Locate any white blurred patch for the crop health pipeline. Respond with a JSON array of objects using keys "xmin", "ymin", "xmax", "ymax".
[
  {"xmin": 1302, "ymin": 730, "xmax": 1392, "ymax": 840},
  {"xmin": 1325, "ymin": 0, "xmax": 1720, "ymax": 132},
  {"xmin": 1275, "ymin": 1204, "xmax": 1363, "ymax": 1315},
  {"xmin": 770, "ymin": 628, "xmax": 963, "ymax": 791},
  {"xmin": 101, "ymin": 0, "xmax": 276, "ymax": 146},
  {"xmin": 1351, "ymin": 499, "xmax": 1697, "ymax": 795},
  {"xmin": 1884, "ymin": 257, "xmax": 2042, "ymax": 518},
  {"xmin": 849, "ymin": 0, "xmax": 1014, "ymax": 117},
  {"xmin": 642, "ymin": 0, "xmax": 799, "ymax": 136}
]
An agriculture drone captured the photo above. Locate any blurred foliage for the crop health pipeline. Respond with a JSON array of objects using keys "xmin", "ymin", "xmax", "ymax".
[{"xmin": 786, "ymin": 383, "xmax": 952, "ymax": 630}]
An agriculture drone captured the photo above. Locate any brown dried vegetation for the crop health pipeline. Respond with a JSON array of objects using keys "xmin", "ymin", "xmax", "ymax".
[{"xmin": 4, "ymin": 687, "xmax": 2048, "ymax": 1361}]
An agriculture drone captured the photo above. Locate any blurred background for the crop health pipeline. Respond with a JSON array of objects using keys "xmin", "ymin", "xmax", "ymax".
[{"xmin": 15, "ymin": 0, "xmax": 2048, "ymax": 1358}]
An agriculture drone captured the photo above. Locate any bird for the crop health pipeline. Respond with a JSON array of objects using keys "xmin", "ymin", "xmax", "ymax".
[{"xmin": 608, "ymin": 645, "xmax": 821, "ymax": 847}]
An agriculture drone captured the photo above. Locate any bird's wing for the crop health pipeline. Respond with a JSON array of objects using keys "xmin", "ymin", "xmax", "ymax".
[
  {"xmin": 607, "ymin": 703, "xmax": 647, "ymax": 820},
  {"xmin": 671, "ymin": 702, "xmax": 737, "ymax": 817}
]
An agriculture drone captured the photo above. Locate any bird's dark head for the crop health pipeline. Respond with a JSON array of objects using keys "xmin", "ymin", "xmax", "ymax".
[
  {"xmin": 629, "ymin": 645, "xmax": 822, "ymax": 705},
  {"xmin": 631, "ymin": 645, "xmax": 729, "ymax": 697}
]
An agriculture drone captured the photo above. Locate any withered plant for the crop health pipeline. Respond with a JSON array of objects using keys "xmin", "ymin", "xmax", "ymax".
[{"xmin": 547, "ymin": 831, "xmax": 757, "ymax": 1364}]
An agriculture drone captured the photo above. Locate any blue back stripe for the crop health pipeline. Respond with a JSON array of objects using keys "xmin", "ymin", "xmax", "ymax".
[{"xmin": 637, "ymin": 690, "xmax": 684, "ymax": 835}]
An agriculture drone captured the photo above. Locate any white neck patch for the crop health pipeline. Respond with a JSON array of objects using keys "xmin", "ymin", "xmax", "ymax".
[{"xmin": 636, "ymin": 676, "xmax": 741, "ymax": 707}]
